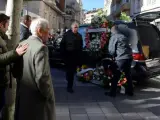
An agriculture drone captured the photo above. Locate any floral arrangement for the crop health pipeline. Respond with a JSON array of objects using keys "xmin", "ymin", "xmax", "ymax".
[
  {"xmin": 118, "ymin": 73, "xmax": 127, "ymax": 87},
  {"xmin": 85, "ymin": 28, "xmax": 90, "ymax": 49},
  {"xmin": 100, "ymin": 21, "xmax": 108, "ymax": 48},
  {"xmin": 76, "ymin": 64, "xmax": 127, "ymax": 87},
  {"xmin": 89, "ymin": 35, "xmax": 101, "ymax": 51},
  {"xmin": 85, "ymin": 23, "xmax": 109, "ymax": 50},
  {"xmin": 91, "ymin": 16, "xmax": 102, "ymax": 28},
  {"xmin": 76, "ymin": 65, "xmax": 94, "ymax": 82},
  {"xmin": 78, "ymin": 15, "xmax": 128, "ymax": 88},
  {"xmin": 84, "ymin": 20, "xmax": 111, "ymax": 60}
]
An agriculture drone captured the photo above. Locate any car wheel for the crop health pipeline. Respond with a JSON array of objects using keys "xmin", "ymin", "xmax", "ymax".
[{"xmin": 134, "ymin": 65, "xmax": 149, "ymax": 85}]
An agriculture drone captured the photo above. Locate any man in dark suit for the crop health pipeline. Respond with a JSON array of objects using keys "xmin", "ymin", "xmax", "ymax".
[
  {"xmin": 20, "ymin": 15, "xmax": 32, "ymax": 41},
  {"xmin": 60, "ymin": 22, "xmax": 83, "ymax": 93}
]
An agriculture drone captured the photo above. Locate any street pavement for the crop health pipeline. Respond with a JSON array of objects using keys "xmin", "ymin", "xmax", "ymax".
[{"xmin": 51, "ymin": 68, "xmax": 160, "ymax": 120}]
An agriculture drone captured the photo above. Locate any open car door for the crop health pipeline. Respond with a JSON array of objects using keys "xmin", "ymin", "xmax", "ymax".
[
  {"xmin": 133, "ymin": 11, "xmax": 160, "ymax": 69},
  {"xmin": 133, "ymin": 11, "xmax": 160, "ymax": 22}
]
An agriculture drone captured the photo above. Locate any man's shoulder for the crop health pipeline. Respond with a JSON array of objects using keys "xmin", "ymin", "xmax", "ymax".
[
  {"xmin": 20, "ymin": 24, "xmax": 25, "ymax": 29},
  {"xmin": 0, "ymin": 36, "xmax": 3, "ymax": 41},
  {"xmin": 0, "ymin": 36, "xmax": 3, "ymax": 46},
  {"xmin": 22, "ymin": 40, "xmax": 46, "ymax": 56},
  {"xmin": 0, "ymin": 36, "xmax": 6, "ymax": 47},
  {"xmin": 20, "ymin": 24, "xmax": 28, "ymax": 31},
  {"xmin": 21, "ymin": 36, "xmax": 43, "ymax": 47},
  {"xmin": 77, "ymin": 32, "xmax": 82, "ymax": 37},
  {"xmin": 64, "ymin": 30, "xmax": 71, "ymax": 35}
]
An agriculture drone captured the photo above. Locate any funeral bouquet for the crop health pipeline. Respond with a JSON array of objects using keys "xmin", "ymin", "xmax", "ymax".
[
  {"xmin": 76, "ymin": 65, "xmax": 94, "ymax": 82},
  {"xmin": 76, "ymin": 64, "xmax": 127, "ymax": 88}
]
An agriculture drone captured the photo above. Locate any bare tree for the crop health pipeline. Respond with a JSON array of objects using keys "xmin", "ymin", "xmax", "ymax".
[
  {"xmin": 6, "ymin": 0, "xmax": 23, "ymax": 50},
  {"xmin": 3, "ymin": 0, "xmax": 23, "ymax": 120}
]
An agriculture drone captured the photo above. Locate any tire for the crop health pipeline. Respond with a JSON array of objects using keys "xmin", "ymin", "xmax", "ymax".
[{"xmin": 135, "ymin": 65, "xmax": 149, "ymax": 85}]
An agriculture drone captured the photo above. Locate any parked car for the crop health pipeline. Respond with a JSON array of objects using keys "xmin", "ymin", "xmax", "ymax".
[
  {"xmin": 48, "ymin": 35, "xmax": 65, "ymax": 67},
  {"xmin": 132, "ymin": 11, "xmax": 160, "ymax": 81},
  {"xmin": 48, "ymin": 11, "xmax": 160, "ymax": 82}
]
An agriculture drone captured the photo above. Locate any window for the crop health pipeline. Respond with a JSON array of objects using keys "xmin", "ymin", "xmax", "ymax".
[
  {"xmin": 122, "ymin": 0, "xmax": 130, "ymax": 3},
  {"xmin": 146, "ymin": 0, "xmax": 157, "ymax": 6}
]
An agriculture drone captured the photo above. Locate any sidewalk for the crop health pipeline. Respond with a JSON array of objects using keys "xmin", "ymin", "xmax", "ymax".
[{"xmin": 51, "ymin": 68, "xmax": 160, "ymax": 120}]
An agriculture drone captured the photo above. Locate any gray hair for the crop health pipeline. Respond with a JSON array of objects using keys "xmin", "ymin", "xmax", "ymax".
[
  {"xmin": 71, "ymin": 22, "xmax": 79, "ymax": 28},
  {"xmin": 30, "ymin": 18, "xmax": 49, "ymax": 35}
]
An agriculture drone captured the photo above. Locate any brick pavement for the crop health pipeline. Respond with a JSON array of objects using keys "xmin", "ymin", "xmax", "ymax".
[{"xmin": 51, "ymin": 68, "xmax": 160, "ymax": 120}]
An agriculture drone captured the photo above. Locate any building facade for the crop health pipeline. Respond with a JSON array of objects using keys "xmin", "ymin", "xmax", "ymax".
[
  {"xmin": 24, "ymin": 0, "xmax": 65, "ymax": 33},
  {"xmin": 0, "ymin": 0, "xmax": 65, "ymax": 33},
  {"xmin": 64, "ymin": 0, "xmax": 83, "ymax": 28},
  {"xmin": 78, "ymin": 0, "xmax": 85, "ymax": 24},
  {"xmin": 0, "ymin": 0, "xmax": 6, "ymax": 13},
  {"xmin": 109, "ymin": 0, "xmax": 130, "ymax": 20},
  {"xmin": 107, "ymin": 0, "xmax": 160, "ymax": 20},
  {"xmin": 104, "ymin": 0, "xmax": 112, "ymax": 16},
  {"xmin": 130, "ymin": 0, "xmax": 160, "ymax": 17},
  {"xmin": 80, "ymin": 9, "xmax": 85, "ymax": 24},
  {"xmin": 84, "ymin": 8, "xmax": 102, "ymax": 24}
]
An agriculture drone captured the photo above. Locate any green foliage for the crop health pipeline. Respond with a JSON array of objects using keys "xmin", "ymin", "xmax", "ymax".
[
  {"xmin": 97, "ymin": 9, "xmax": 103, "ymax": 17},
  {"xmin": 91, "ymin": 16, "xmax": 107, "ymax": 27},
  {"xmin": 119, "ymin": 12, "xmax": 131, "ymax": 22},
  {"xmin": 91, "ymin": 9, "xmax": 109, "ymax": 27}
]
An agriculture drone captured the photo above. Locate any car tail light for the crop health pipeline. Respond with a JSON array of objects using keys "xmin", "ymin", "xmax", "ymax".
[{"xmin": 132, "ymin": 53, "xmax": 145, "ymax": 60}]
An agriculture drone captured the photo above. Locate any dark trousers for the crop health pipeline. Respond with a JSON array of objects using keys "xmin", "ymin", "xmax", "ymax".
[
  {"xmin": 64, "ymin": 52, "xmax": 82, "ymax": 89},
  {"xmin": 65, "ymin": 63, "xmax": 77, "ymax": 89},
  {"xmin": 0, "ymin": 87, "xmax": 5, "ymax": 113},
  {"xmin": 110, "ymin": 59, "xmax": 133, "ymax": 94}
]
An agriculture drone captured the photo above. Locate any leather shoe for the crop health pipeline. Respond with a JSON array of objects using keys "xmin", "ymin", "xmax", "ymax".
[
  {"xmin": 67, "ymin": 88, "xmax": 74, "ymax": 93},
  {"xmin": 125, "ymin": 91, "xmax": 134, "ymax": 96}
]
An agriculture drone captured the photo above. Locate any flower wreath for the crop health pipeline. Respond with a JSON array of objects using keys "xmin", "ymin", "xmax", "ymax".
[{"xmin": 85, "ymin": 21, "xmax": 109, "ymax": 50}]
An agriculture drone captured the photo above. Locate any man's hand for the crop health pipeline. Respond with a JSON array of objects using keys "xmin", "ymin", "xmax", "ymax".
[{"xmin": 16, "ymin": 43, "xmax": 29, "ymax": 56}]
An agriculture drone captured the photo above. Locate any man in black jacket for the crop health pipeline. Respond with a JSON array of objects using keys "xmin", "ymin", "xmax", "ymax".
[
  {"xmin": 20, "ymin": 15, "xmax": 32, "ymax": 41},
  {"xmin": 60, "ymin": 22, "xmax": 83, "ymax": 93},
  {"xmin": 0, "ymin": 13, "xmax": 28, "ymax": 118},
  {"xmin": 106, "ymin": 23, "xmax": 133, "ymax": 97}
]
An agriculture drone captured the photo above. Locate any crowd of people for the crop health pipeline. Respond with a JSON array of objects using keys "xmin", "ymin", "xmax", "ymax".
[
  {"xmin": 0, "ymin": 13, "xmax": 134, "ymax": 120},
  {"xmin": 0, "ymin": 14, "xmax": 55, "ymax": 120}
]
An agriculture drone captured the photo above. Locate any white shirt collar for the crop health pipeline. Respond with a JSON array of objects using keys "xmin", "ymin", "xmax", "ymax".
[{"xmin": 20, "ymin": 22, "xmax": 28, "ymax": 28}]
